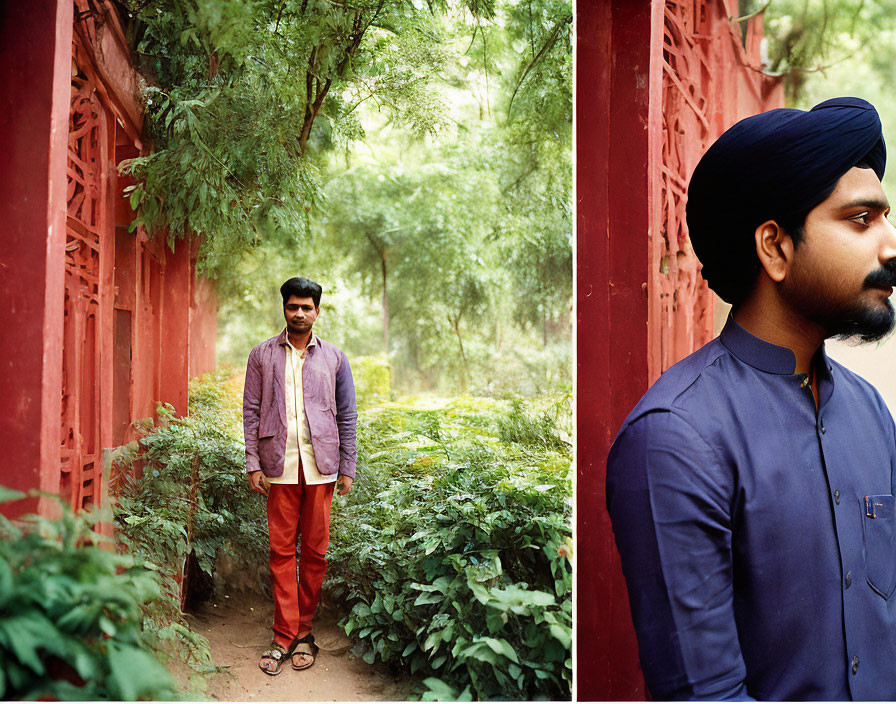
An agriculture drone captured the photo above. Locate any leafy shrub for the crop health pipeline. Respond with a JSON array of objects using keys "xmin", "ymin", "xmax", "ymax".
[
  {"xmin": 114, "ymin": 367, "xmax": 571, "ymax": 699},
  {"xmin": 352, "ymin": 354, "xmax": 392, "ymax": 409},
  {"xmin": 112, "ymin": 368, "xmax": 268, "ymax": 686},
  {"xmin": 114, "ymin": 372, "xmax": 268, "ymax": 598},
  {"xmin": 0, "ymin": 487, "xmax": 180, "ymax": 701},
  {"xmin": 325, "ymin": 398, "xmax": 572, "ymax": 700},
  {"xmin": 497, "ymin": 397, "xmax": 571, "ymax": 452},
  {"xmin": 188, "ymin": 365, "xmax": 244, "ymax": 437}
]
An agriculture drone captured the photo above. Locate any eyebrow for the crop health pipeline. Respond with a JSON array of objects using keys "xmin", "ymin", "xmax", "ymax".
[{"xmin": 837, "ymin": 197, "xmax": 891, "ymax": 212}]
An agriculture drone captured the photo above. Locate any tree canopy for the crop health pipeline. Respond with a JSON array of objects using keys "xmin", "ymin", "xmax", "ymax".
[{"xmin": 121, "ymin": 0, "xmax": 571, "ymax": 394}]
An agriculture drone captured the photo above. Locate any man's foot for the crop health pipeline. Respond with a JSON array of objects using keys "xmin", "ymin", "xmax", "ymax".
[
  {"xmin": 259, "ymin": 639, "xmax": 296, "ymax": 676},
  {"xmin": 291, "ymin": 633, "xmax": 319, "ymax": 670}
]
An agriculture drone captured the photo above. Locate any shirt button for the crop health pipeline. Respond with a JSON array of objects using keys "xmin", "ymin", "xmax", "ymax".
[
  {"xmin": 845, "ymin": 570, "xmax": 852, "ymax": 588},
  {"xmin": 800, "ymin": 376, "xmax": 810, "ymax": 388},
  {"xmin": 834, "ymin": 490, "xmax": 841, "ymax": 505},
  {"xmin": 821, "ymin": 424, "xmax": 826, "ymax": 434},
  {"xmin": 852, "ymin": 655, "xmax": 860, "ymax": 675}
]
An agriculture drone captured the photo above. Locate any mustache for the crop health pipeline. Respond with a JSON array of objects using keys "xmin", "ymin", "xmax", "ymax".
[{"xmin": 863, "ymin": 260, "xmax": 896, "ymax": 289}]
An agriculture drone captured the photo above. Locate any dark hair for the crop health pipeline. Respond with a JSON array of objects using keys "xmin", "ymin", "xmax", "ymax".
[
  {"xmin": 280, "ymin": 276, "xmax": 322, "ymax": 307},
  {"xmin": 723, "ymin": 160, "xmax": 875, "ymax": 308}
]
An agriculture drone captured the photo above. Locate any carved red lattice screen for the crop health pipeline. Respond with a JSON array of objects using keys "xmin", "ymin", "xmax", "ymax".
[
  {"xmin": 62, "ymin": 53, "xmax": 109, "ymax": 512},
  {"xmin": 649, "ymin": 0, "xmax": 780, "ymax": 381},
  {"xmin": 0, "ymin": 1, "xmax": 217, "ymax": 521},
  {"xmin": 55, "ymin": 2, "xmax": 219, "ymax": 515}
]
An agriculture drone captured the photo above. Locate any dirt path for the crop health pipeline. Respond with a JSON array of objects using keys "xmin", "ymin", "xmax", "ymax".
[{"xmin": 177, "ymin": 592, "xmax": 414, "ymax": 701}]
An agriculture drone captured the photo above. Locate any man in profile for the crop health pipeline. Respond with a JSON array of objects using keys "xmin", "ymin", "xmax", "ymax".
[
  {"xmin": 607, "ymin": 97, "xmax": 896, "ymax": 700},
  {"xmin": 243, "ymin": 276, "xmax": 357, "ymax": 675}
]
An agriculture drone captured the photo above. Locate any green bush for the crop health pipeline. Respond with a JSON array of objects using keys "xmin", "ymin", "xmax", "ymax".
[
  {"xmin": 115, "ymin": 370, "xmax": 268, "ymax": 596},
  {"xmin": 114, "ymin": 367, "xmax": 572, "ymax": 700},
  {"xmin": 325, "ymin": 397, "xmax": 572, "ymax": 700},
  {"xmin": 497, "ymin": 398, "xmax": 571, "ymax": 452},
  {"xmin": 112, "ymin": 368, "xmax": 267, "ymax": 687},
  {"xmin": 353, "ymin": 354, "xmax": 392, "ymax": 409},
  {"xmin": 0, "ymin": 488, "xmax": 180, "ymax": 701}
]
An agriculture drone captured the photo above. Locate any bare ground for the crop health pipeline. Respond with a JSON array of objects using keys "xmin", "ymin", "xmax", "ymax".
[{"xmin": 171, "ymin": 591, "xmax": 416, "ymax": 701}]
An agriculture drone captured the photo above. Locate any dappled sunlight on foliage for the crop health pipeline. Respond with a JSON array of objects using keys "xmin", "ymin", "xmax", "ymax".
[
  {"xmin": 203, "ymin": 0, "xmax": 573, "ymax": 398},
  {"xmin": 110, "ymin": 369, "xmax": 571, "ymax": 698},
  {"xmin": 120, "ymin": 0, "xmax": 499, "ymax": 285},
  {"xmin": 327, "ymin": 396, "xmax": 572, "ymax": 700}
]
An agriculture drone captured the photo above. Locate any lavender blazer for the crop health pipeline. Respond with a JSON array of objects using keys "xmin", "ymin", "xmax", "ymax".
[{"xmin": 242, "ymin": 329, "xmax": 357, "ymax": 479}]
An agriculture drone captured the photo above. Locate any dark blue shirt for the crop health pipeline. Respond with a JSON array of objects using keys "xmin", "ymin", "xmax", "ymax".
[{"xmin": 607, "ymin": 317, "xmax": 896, "ymax": 700}]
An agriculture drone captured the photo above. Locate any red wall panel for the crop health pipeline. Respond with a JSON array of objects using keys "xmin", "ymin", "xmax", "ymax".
[{"xmin": 0, "ymin": 0, "xmax": 73, "ymax": 518}]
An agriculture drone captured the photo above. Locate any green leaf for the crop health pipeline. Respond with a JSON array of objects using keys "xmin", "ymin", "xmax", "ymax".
[
  {"xmin": 548, "ymin": 623, "xmax": 571, "ymax": 649},
  {"xmin": 0, "ymin": 487, "xmax": 26, "ymax": 504},
  {"xmin": 422, "ymin": 677, "xmax": 460, "ymax": 701},
  {"xmin": 423, "ymin": 630, "xmax": 441, "ymax": 653},
  {"xmin": 98, "ymin": 614, "xmax": 118, "ymax": 637},
  {"xmin": 414, "ymin": 592, "xmax": 443, "ymax": 606},
  {"xmin": 482, "ymin": 637, "xmax": 520, "ymax": 663},
  {"xmin": 106, "ymin": 643, "xmax": 175, "ymax": 700}
]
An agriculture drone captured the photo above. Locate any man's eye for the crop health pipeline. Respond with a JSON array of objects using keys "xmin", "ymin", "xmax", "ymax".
[{"xmin": 850, "ymin": 212, "xmax": 870, "ymax": 226}]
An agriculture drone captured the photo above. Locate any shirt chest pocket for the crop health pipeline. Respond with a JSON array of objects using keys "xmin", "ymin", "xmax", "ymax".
[{"xmin": 862, "ymin": 494, "xmax": 896, "ymax": 599}]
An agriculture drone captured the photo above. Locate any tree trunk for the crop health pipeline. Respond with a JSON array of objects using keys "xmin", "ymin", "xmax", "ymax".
[
  {"xmin": 451, "ymin": 316, "xmax": 468, "ymax": 390},
  {"xmin": 381, "ymin": 254, "xmax": 389, "ymax": 354}
]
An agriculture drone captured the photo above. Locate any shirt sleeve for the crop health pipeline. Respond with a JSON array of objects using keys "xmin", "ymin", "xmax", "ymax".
[
  {"xmin": 606, "ymin": 410, "xmax": 754, "ymax": 701},
  {"xmin": 334, "ymin": 352, "xmax": 358, "ymax": 478},
  {"xmin": 242, "ymin": 346, "xmax": 262, "ymax": 474}
]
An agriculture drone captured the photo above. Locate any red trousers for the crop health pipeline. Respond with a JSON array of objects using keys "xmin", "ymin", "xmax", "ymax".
[{"xmin": 266, "ymin": 477, "xmax": 335, "ymax": 649}]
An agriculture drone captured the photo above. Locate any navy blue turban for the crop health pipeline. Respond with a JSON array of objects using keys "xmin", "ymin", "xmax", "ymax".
[{"xmin": 686, "ymin": 96, "xmax": 886, "ymax": 304}]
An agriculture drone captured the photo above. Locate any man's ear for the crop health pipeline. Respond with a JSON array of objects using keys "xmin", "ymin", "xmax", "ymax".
[{"xmin": 754, "ymin": 220, "xmax": 794, "ymax": 283}]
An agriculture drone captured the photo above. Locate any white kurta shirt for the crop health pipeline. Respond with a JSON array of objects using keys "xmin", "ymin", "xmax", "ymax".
[{"xmin": 267, "ymin": 335, "xmax": 338, "ymax": 485}]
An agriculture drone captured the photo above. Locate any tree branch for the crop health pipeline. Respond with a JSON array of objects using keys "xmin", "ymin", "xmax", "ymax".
[{"xmin": 507, "ymin": 14, "xmax": 571, "ymax": 120}]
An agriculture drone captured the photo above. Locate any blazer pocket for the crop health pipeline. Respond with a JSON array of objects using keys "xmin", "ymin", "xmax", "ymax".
[
  {"xmin": 862, "ymin": 494, "xmax": 896, "ymax": 599},
  {"xmin": 258, "ymin": 418, "xmax": 279, "ymax": 438},
  {"xmin": 257, "ymin": 435, "xmax": 280, "ymax": 474}
]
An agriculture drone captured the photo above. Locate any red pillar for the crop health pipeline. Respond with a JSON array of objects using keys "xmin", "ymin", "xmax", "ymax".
[
  {"xmin": 576, "ymin": 1, "xmax": 654, "ymax": 699},
  {"xmin": 159, "ymin": 241, "xmax": 192, "ymax": 416},
  {"xmin": 0, "ymin": 0, "xmax": 73, "ymax": 517}
]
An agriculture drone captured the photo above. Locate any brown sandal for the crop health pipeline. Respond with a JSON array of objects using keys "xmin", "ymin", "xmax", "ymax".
[
  {"xmin": 291, "ymin": 634, "xmax": 319, "ymax": 670},
  {"xmin": 259, "ymin": 638, "xmax": 297, "ymax": 676}
]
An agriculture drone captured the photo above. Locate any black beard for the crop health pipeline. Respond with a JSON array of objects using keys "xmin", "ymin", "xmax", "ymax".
[
  {"xmin": 829, "ymin": 299, "xmax": 895, "ymax": 343},
  {"xmin": 784, "ymin": 260, "xmax": 896, "ymax": 344},
  {"xmin": 828, "ymin": 260, "xmax": 896, "ymax": 343}
]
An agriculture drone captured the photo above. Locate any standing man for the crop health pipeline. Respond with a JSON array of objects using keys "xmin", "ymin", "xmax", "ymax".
[
  {"xmin": 243, "ymin": 276, "xmax": 357, "ymax": 675},
  {"xmin": 607, "ymin": 98, "xmax": 896, "ymax": 700}
]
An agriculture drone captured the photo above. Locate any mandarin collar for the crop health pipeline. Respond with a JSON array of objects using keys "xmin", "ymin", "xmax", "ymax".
[
  {"xmin": 277, "ymin": 328, "xmax": 318, "ymax": 350},
  {"xmin": 720, "ymin": 314, "xmax": 835, "ymax": 413},
  {"xmin": 719, "ymin": 315, "xmax": 828, "ymax": 376}
]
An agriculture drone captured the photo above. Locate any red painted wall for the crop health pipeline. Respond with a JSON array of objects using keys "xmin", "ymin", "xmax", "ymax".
[
  {"xmin": 189, "ymin": 238, "xmax": 219, "ymax": 381},
  {"xmin": 0, "ymin": 0, "xmax": 73, "ymax": 518},
  {"xmin": 0, "ymin": 0, "xmax": 218, "ymax": 518},
  {"xmin": 576, "ymin": 2, "xmax": 653, "ymax": 698}
]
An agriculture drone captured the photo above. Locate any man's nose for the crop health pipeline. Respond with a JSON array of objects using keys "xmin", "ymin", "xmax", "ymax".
[{"xmin": 881, "ymin": 217, "xmax": 896, "ymax": 263}]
